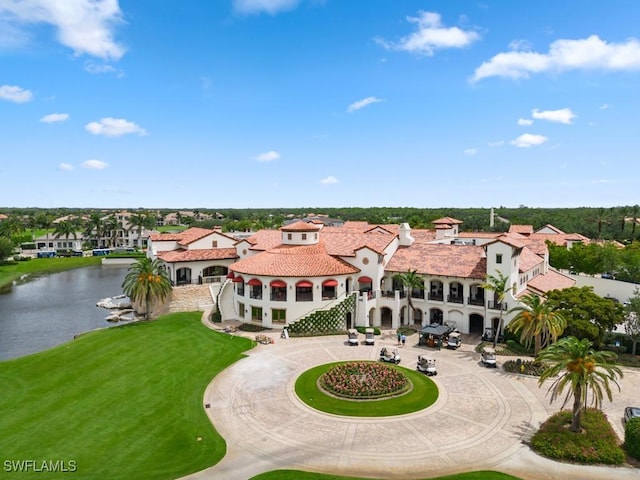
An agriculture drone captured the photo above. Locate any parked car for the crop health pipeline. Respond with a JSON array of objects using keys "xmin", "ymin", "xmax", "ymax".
[
  {"xmin": 624, "ymin": 406, "xmax": 640, "ymax": 425},
  {"xmin": 447, "ymin": 332, "xmax": 462, "ymax": 349},
  {"xmin": 347, "ymin": 329, "xmax": 359, "ymax": 346},
  {"xmin": 481, "ymin": 347, "xmax": 497, "ymax": 368},
  {"xmin": 364, "ymin": 327, "xmax": 375, "ymax": 345}
]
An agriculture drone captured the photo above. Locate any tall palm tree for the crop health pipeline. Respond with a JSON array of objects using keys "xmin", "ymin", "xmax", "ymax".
[
  {"xmin": 482, "ymin": 270, "xmax": 510, "ymax": 348},
  {"xmin": 393, "ymin": 269, "xmax": 424, "ymax": 325},
  {"xmin": 121, "ymin": 257, "xmax": 172, "ymax": 320},
  {"xmin": 508, "ymin": 293, "xmax": 567, "ymax": 355},
  {"xmin": 128, "ymin": 211, "xmax": 155, "ymax": 248},
  {"xmin": 35, "ymin": 212, "xmax": 53, "ymax": 249},
  {"xmin": 53, "ymin": 219, "xmax": 78, "ymax": 246},
  {"xmin": 631, "ymin": 204, "xmax": 640, "ymax": 240},
  {"xmin": 537, "ymin": 336, "xmax": 623, "ymax": 433},
  {"xmin": 84, "ymin": 212, "xmax": 106, "ymax": 248}
]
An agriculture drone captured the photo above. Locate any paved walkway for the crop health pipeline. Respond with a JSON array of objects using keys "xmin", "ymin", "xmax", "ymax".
[{"xmin": 184, "ymin": 328, "xmax": 640, "ymax": 480}]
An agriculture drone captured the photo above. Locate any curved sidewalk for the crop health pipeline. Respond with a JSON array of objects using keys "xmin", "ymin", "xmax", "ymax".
[{"xmin": 185, "ymin": 331, "xmax": 640, "ymax": 480}]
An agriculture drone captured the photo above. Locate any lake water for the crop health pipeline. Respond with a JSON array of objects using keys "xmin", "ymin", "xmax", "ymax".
[{"xmin": 0, "ymin": 265, "xmax": 130, "ymax": 361}]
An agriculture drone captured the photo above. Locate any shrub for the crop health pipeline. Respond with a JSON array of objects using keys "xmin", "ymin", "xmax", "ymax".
[
  {"xmin": 531, "ymin": 409, "xmax": 625, "ymax": 465},
  {"xmin": 502, "ymin": 359, "xmax": 546, "ymax": 376},
  {"xmin": 209, "ymin": 310, "xmax": 221, "ymax": 323},
  {"xmin": 356, "ymin": 326, "xmax": 380, "ymax": 335},
  {"xmin": 319, "ymin": 361, "xmax": 409, "ymax": 399},
  {"xmin": 239, "ymin": 323, "xmax": 269, "ymax": 332},
  {"xmin": 506, "ymin": 339, "xmax": 534, "ymax": 355},
  {"xmin": 625, "ymin": 417, "xmax": 640, "ymax": 460}
]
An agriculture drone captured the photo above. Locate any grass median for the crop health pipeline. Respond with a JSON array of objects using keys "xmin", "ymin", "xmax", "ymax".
[{"xmin": 0, "ymin": 312, "xmax": 253, "ymax": 479}]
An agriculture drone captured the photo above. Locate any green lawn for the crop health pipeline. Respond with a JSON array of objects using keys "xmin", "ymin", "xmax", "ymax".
[
  {"xmin": 0, "ymin": 312, "xmax": 253, "ymax": 479},
  {"xmin": 0, "ymin": 256, "xmax": 101, "ymax": 290},
  {"xmin": 295, "ymin": 362, "xmax": 438, "ymax": 416},
  {"xmin": 250, "ymin": 470, "xmax": 521, "ymax": 480}
]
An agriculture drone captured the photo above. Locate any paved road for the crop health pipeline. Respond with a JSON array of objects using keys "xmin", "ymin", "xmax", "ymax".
[{"xmin": 184, "ymin": 328, "xmax": 640, "ymax": 480}]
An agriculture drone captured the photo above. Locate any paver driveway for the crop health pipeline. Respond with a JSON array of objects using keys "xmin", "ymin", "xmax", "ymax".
[{"xmin": 185, "ymin": 330, "xmax": 640, "ymax": 480}]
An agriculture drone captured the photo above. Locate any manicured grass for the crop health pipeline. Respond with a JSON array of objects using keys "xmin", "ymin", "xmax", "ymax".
[
  {"xmin": 0, "ymin": 256, "xmax": 101, "ymax": 290},
  {"xmin": 250, "ymin": 470, "xmax": 522, "ymax": 480},
  {"xmin": 0, "ymin": 312, "xmax": 254, "ymax": 479},
  {"xmin": 295, "ymin": 362, "xmax": 438, "ymax": 416},
  {"xmin": 530, "ymin": 408, "xmax": 625, "ymax": 465}
]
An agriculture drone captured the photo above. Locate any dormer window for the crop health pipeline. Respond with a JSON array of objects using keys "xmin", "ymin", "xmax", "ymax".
[
  {"xmin": 287, "ymin": 233, "xmax": 292, "ymax": 240},
  {"xmin": 212, "ymin": 240, "xmax": 218, "ymax": 248},
  {"xmin": 496, "ymin": 254, "xmax": 503, "ymax": 264},
  {"xmin": 302, "ymin": 233, "xmax": 307, "ymax": 240}
]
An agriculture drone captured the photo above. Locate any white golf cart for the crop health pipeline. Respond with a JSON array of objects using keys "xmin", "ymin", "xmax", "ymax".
[
  {"xmin": 379, "ymin": 346, "xmax": 401, "ymax": 364},
  {"xmin": 447, "ymin": 331, "xmax": 462, "ymax": 349},
  {"xmin": 364, "ymin": 327, "xmax": 375, "ymax": 345},
  {"xmin": 481, "ymin": 346, "xmax": 498, "ymax": 368},
  {"xmin": 347, "ymin": 328, "xmax": 359, "ymax": 346},
  {"xmin": 416, "ymin": 354, "xmax": 437, "ymax": 376}
]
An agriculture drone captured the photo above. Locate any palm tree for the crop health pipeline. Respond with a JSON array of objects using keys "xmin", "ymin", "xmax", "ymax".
[
  {"xmin": 121, "ymin": 257, "xmax": 172, "ymax": 320},
  {"xmin": 631, "ymin": 204, "xmax": 640, "ymax": 240},
  {"xmin": 128, "ymin": 211, "xmax": 155, "ymax": 248},
  {"xmin": 35, "ymin": 212, "xmax": 53, "ymax": 249},
  {"xmin": 53, "ymin": 219, "xmax": 78, "ymax": 246},
  {"xmin": 393, "ymin": 269, "xmax": 424, "ymax": 325},
  {"xmin": 508, "ymin": 293, "xmax": 567, "ymax": 355},
  {"xmin": 482, "ymin": 270, "xmax": 510, "ymax": 348},
  {"xmin": 537, "ymin": 336, "xmax": 623, "ymax": 433},
  {"xmin": 84, "ymin": 212, "xmax": 106, "ymax": 248}
]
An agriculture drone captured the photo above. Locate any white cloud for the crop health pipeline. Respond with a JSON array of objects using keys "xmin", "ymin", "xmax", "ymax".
[
  {"xmin": 517, "ymin": 118, "xmax": 533, "ymax": 126},
  {"xmin": 82, "ymin": 159, "xmax": 108, "ymax": 169},
  {"xmin": 532, "ymin": 108, "xmax": 576, "ymax": 124},
  {"xmin": 59, "ymin": 162, "xmax": 73, "ymax": 171},
  {"xmin": 464, "ymin": 148, "xmax": 477, "ymax": 156},
  {"xmin": 488, "ymin": 141, "xmax": 504, "ymax": 147},
  {"xmin": 84, "ymin": 62, "xmax": 121, "ymax": 76},
  {"xmin": 0, "ymin": 84, "xmax": 33, "ymax": 103},
  {"xmin": 375, "ymin": 11, "xmax": 479, "ymax": 56},
  {"xmin": 511, "ymin": 133, "xmax": 548, "ymax": 148},
  {"xmin": 40, "ymin": 113, "xmax": 69, "ymax": 123},
  {"xmin": 0, "ymin": 0, "xmax": 126, "ymax": 60},
  {"xmin": 320, "ymin": 176, "xmax": 339, "ymax": 185},
  {"xmin": 85, "ymin": 117, "xmax": 147, "ymax": 137},
  {"xmin": 600, "ymin": 103, "xmax": 612, "ymax": 110},
  {"xmin": 472, "ymin": 35, "xmax": 640, "ymax": 82},
  {"xmin": 255, "ymin": 150, "xmax": 280, "ymax": 162},
  {"xmin": 347, "ymin": 96, "xmax": 384, "ymax": 113},
  {"xmin": 233, "ymin": 0, "xmax": 299, "ymax": 15}
]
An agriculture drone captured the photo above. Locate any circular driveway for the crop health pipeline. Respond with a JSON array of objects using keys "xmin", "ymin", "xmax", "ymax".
[{"xmin": 187, "ymin": 331, "xmax": 640, "ymax": 480}]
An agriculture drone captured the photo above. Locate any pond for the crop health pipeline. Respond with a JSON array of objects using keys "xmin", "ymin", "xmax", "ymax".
[{"xmin": 0, "ymin": 265, "xmax": 130, "ymax": 361}]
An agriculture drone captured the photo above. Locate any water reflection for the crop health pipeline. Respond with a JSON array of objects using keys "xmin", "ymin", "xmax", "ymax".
[{"xmin": 0, "ymin": 266, "xmax": 129, "ymax": 361}]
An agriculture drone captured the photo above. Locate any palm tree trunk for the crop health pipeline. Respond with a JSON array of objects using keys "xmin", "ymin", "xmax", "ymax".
[
  {"xmin": 534, "ymin": 334, "xmax": 542, "ymax": 356},
  {"xmin": 145, "ymin": 296, "xmax": 151, "ymax": 321},
  {"xmin": 570, "ymin": 384, "xmax": 583, "ymax": 432},
  {"xmin": 493, "ymin": 312, "xmax": 503, "ymax": 348}
]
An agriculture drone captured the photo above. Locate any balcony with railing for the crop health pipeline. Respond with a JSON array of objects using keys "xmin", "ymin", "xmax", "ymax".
[
  {"xmin": 411, "ymin": 289, "xmax": 425, "ymax": 299},
  {"xmin": 488, "ymin": 301, "xmax": 508, "ymax": 311},
  {"xmin": 428, "ymin": 292, "xmax": 444, "ymax": 301},
  {"xmin": 447, "ymin": 294, "xmax": 464, "ymax": 304},
  {"xmin": 467, "ymin": 296, "xmax": 485, "ymax": 307},
  {"xmin": 296, "ymin": 292, "xmax": 314, "ymax": 302}
]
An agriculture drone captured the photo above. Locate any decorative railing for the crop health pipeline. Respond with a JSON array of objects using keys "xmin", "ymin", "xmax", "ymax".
[{"xmin": 488, "ymin": 301, "xmax": 508, "ymax": 311}]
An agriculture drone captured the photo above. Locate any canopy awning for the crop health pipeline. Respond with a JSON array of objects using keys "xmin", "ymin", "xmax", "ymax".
[
  {"xmin": 270, "ymin": 280, "xmax": 287, "ymax": 288},
  {"xmin": 296, "ymin": 280, "xmax": 313, "ymax": 288},
  {"xmin": 322, "ymin": 279, "xmax": 338, "ymax": 287},
  {"xmin": 358, "ymin": 276, "xmax": 373, "ymax": 283},
  {"xmin": 247, "ymin": 278, "xmax": 262, "ymax": 286},
  {"xmin": 232, "ymin": 275, "xmax": 244, "ymax": 283},
  {"xmin": 226, "ymin": 271, "xmax": 235, "ymax": 279}
]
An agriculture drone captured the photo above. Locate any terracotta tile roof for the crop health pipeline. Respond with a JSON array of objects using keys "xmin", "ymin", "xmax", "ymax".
[
  {"xmin": 230, "ymin": 242, "xmax": 359, "ymax": 277},
  {"xmin": 322, "ymin": 231, "xmax": 396, "ymax": 257},
  {"xmin": 509, "ymin": 225, "xmax": 534, "ymax": 234},
  {"xmin": 536, "ymin": 224, "xmax": 565, "ymax": 234},
  {"xmin": 486, "ymin": 235, "xmax": 527, "ymax": 249},
  {"xmin": 432, "ymin": 217, "xmax": 463, "ymax": 225},
  {"xmin": 457, "ymin": 232, "xmax": 502, "ymax": 239},
  {"xmin": 281, "ymin": 221, "xmax": 322, "ymax": 232},
  {"xmin": 149, "ymin": 227, "xmax": 214, "ymax": 245},
  {"xmin": 518, "ymin": 247, "xmax": 543, "ymax": 272},
  {"xmin": 527, "ymin": 232, "xmax": 590, "ymax": 246},
  {"xmin": 526, "ymin": 269, "xmax": 575, "ymax": 294},
  {"xmin": 386, "ymin": 244, "xmax": 486, "ymax": 279},
  {"xmin": 158, "ymin": 248, "xmax": 238, "ymax": 263},
  {"xmin": 243, "ymin": 230, "xmax": 282, "ymax": 250},
  {"xmin": 411, "ymin": 229, "xmax": 437, "ymax": 243}
]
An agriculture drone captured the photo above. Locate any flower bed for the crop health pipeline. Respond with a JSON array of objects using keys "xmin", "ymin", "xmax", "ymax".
[{"xmin": 319, "ymin": 361, "xmax": 410, "ymax": 399}]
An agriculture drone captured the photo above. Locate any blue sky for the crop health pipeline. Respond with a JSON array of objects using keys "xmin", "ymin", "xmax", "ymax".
[{"xmin": 1, "ymin": 0, "xmax": 639, "ymax": 209}]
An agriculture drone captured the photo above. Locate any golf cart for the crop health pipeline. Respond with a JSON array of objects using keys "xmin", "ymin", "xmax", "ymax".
[
  {"xmin": 379, "ymin": 346, "xmax": 401, "ymax": 364},
  {"xmin": 481, "ymin": 346, "xmax": 498, "ymax": 368},
  {"xmin": 347, "ymin": 329, "xmax": 359, "ymax": 346},
  {"xmin": 364, "ymin": 327, "xmax": 375, "ymax": 345},
  {"xmin": 416, "ymin": 354, "xmax": 437, "ymax": 376},
  {"xmin": 481, "ymin": 327, "xmax": 503, "ymax": 343},
  {"xmin": 447, "ymin": 331, "xmax": 462, "ymax": 349}
]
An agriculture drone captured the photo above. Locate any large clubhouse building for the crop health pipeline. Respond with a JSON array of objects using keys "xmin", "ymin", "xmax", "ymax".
[{"xmin": 147, "ymin": 217, "xmax": 576, "ymax": 334}]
